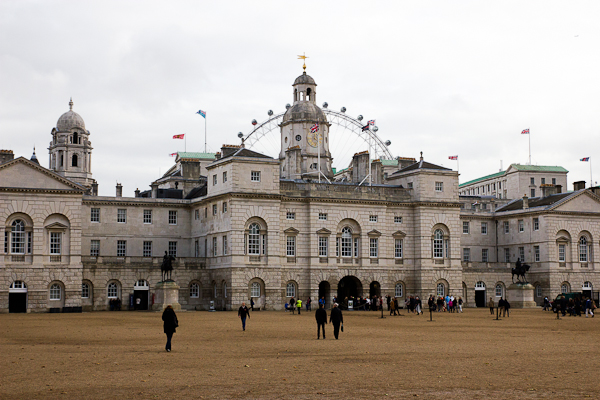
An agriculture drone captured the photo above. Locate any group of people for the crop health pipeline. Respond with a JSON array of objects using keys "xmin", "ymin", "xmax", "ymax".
[
  {"xmin": 552, "ymin": 295, "xmax": 596, "ymax": 317},
  {"xmin": 428, "ymin": 295, "xmax": 463, "ymax": 313},
  {"xmin": 109, "ymin": 297, "xmax": 122, "ymax": 311},
  {"xmin": 284, "ymin": 297, "xmax": 313, "ymax": 314},
  {"xmin": 487, "ymin": 297, "xmax": 511, "ymax": 316}
]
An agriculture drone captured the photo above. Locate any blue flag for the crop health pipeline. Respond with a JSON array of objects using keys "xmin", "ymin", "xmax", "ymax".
[{"xmin": 196, "ymin": 110, "xmax": 206, "ymax": 118}]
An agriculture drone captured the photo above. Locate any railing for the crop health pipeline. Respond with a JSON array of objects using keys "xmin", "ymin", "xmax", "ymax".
[
  {"xmin": 49, "ymin": 255, "xmax": 62, "ymax": 263},
  {"xmin": 11, "ymin": 255, "xmax": 25, "ymax": 262}
]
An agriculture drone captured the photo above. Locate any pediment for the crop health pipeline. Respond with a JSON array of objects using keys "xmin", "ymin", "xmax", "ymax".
[
  {"xmin": 367, "ymin": 229, "xmax": 382, "ymax": 237},
  {"xmin": 283, "ymin": 227, "xmax": 299, "ymax": 234},
  {"xmin": 550, "ymin": 191, "xmax": 600, "ymax": 213},
  {"xmin": 392, "ymin": 230, "xmax": 407, "ymax": 238},
  {"xmin": 0, "ymin": 157, "xmax": 85, "ymax": 191},
  {"xmin": 555, "ymin": 236, "xmax": 570, "ymax": 243},
  {"xmin": 45, "ymin": 222, "xmax": 69, "ymax": 229},
  {"xmin": 316, "ymin": 228, "xmax": 331, "ymax": 235}
]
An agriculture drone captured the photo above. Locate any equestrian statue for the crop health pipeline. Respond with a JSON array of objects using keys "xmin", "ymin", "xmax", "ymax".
[
  {"xmin": 161, "ymin": 251, "xmax": 176, "ymax": 282},
  {"xmin": 511, "ymin": 259, "xmax": 530, "ymax": 283}
]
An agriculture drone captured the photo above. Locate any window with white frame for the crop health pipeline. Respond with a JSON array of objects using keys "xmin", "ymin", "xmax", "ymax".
[
  {"xmin": 518, "ymin": 220, "xmax": 524, "ymax": 232},
  {"xmin": 143, "ymin": 209, "xmax": 152, "ymax": 224},
  {"xmin": 335, "ymin": 237, "xmax": 340, "ymax": 257},
  {"xmin": 213, "ymin": 175, "xmax": 217, "ymax": 185},
  {"xmin": 286, "ymin": 236, "xmax": 296, "ymax": 257},
  {"xmin": 143, "ymin": 241, "xmax": 152, "ymax": 257},
  {"xmin": 91, "ymin": 208, "xmax": 100, "ymax": 222},
  {"xmin": 212, "ymin": 204, "xmax": 217, "ymax": 216},
  {"xmin": 579, "ymin": 236, "xmax": 589, "ymax": 262},
  {"xmin": 251, "ymin": 171, "xmax": 261, "ymax": 182},
  {"xmin": 223, "ymin": 171, "xmax": 227, "ymax": 183},
  {"xmin": 50, "ymin": 232, "xmax": 61, "ymax": 255},
  {"xmin": 194, "ymin": 209, "xmax": 199, "ymax": 220},
  {"xmin": 395, "ymin": 239, "xmax": 403, "ymax": 259},
  {"xmin": 319, "ymin": 213, "xmax": 327, "ymax": 220},
  {"xmin": 286, "ymin": 212, "xmax": 296, "ymax": 220},
  {"xmin": 463, "ymin": 221, "xmax": 469, "ymax": 234},
  {"xmin": 504, "ymin": 221, "xmax": 509, "ymax": 234},
  {"xmin": 49, "ymin": 283, "xmax": 61, "ymax": 300},
  {"xmin": 190, "ymin": 283, "xmax": 200, "ymax": 298},
  {"xmin": 168, "ymin": 210, "xmax": 177, "ymax": 225},
  {"xmin": 223, "ymin": 202, "xmax": 227, "ymax": 213},
  {"xmin": 518, "ymin": 247, "xmax": 525, "ymax": 262},
  {"xmin": 534, "ymin": 246, "xmax": 540, "ymax": 262},
  {"xmin": 482, "ymin": 248, "xmax": 489, "ymax": 262},
  {"xmin": 212, "ymin": 237, "xmax": 217, "ymax": 257},
  {"xmin": 82, "ymin": 283, "xmax": 90, "ymax": 298},
  {"xmin": 435, "ymin": 182, "xmax": 443, "ymax": 192},
  {"xmin": 117, "ymin": 241, "xmax": 127, "ymax": 257},
  {"xmin": 10, "ymin": 220, "xmax": 26, "ymax": 254},
  {"xmin": 533, "ymin": 218, "xmax": 539, "ymax": 231},
  {"xmin": 437, "ymin": 283, "xmax": 445, "ymax": 297},
  {"xmin": 117, "ymin": 209, "xmax": 126, "ymax": 223},
  {"xmin": 369, "ymin": 215, "xmax": 378, "ymax": 222},
  {"xmin": 433, "ymin": 229, "xmax": 444, "ymax": 258},
  {"xmin": 558, "ymin": 244, "xmax": 566, "ymax": 262},
  {"xmin": 251, "ymin": 282, "xmax": 261, "ymax": 297},
  {"xmin": 318, "ymin": 237, "xmax": 328, "ymax": 257},
  {"xmin": 223, "ymin": 235, "xmax": 228, "ymax": 255},
  {"xmin": 286, "ymin": 282, "xmax": 296, "ymax": 298},
  {"xmin": 394, "ymin": 216, "xmax": 402, "ymax": 223},
  {"xmin": 536, "ymin": 285, "xmax": 542, "ymax": 297},
  {"xmin": 169, "ymin": 241, "xmax": 177, "ymax": 257},
  {"xmin": 107, "ymin": 282, "xmax": 118, "ymax": 298},
  {"xmin": 481, "ymin": 222, "xmax": 488, "ymax": 235},
  {"xmin": 90, "ymin": 240, "xmax": 100, "ymax": 257},
  {"xmin": 247, "ymin": 223, "xmax": 261, "ymax": 255},
  {"xmin": 504, "ymin": 248, "xmax": 510, "ymax": 263},
  {"xmin": 561, "ymin": 283, "xmax": 569, "ymax": 293},
  {"xmin": 341, "ymin": 227, "xmax": 352, "ymax": 257},
  {"xmin": 354, "ymin": 237, "xmax": 359, "ymax": 257},
  {"xmin": 395, "ymin": 283, "xmax": 403, "ymax": 298},
  {"xmin": 463, "ymin": 248, "xmax": 470, "ymax": 262},
  {"xmin": 369, "ymin": 238, "xmax": 378, "ymax": 258},
  {"xmin": 495, "ymin": 284, "xmax": 503, "ymax": 298}
]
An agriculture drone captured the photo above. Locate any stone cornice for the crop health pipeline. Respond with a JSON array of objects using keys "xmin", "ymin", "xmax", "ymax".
[
  {"xmin": 82, "ymin": 197, "xmax": 189, "ymax": 208},
  {"xmin": 0, "ymin": 187, "xmax": 84, "ymax": 195}
]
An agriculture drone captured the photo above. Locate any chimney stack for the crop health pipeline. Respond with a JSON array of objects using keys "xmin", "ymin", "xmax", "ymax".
[
  {"xmin": 0, "ymin": 149, "xmax": 14, "ymax": 164},
  {"xmin": 573, "ymin": 181, "xmax": 586, "ymax": 191},
  {"xmin": 151, "ymin": 183, "xmax": 158, "ymax": 198},
  {"xmin": 116, "ymin": 183, "xmax": 123, "ymax": 197},
  {"xmin": 522, "ymin": 195, "xmax": 529, "ymax": 209},
  {"xmin": 91, "ymin": 182, "xmax": 98, "ymax": 196},
  {"xmin": 135, "ymin": 188, "xmax": 140, "ymax": 197},
  {"xmin": 540, "ymin": 184, "xmax": 558, "ymax": 198}
]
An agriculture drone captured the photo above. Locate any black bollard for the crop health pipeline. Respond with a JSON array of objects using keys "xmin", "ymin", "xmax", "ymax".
[
  {"xmin": 496, "ymin": 306, "xmax": 499, "ymax": 320},
  {"xmin": 429, "ymin": 307, "xmax": 433, "ymax": 322}
]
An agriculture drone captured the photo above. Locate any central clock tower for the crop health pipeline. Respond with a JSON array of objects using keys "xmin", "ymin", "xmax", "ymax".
[{"xmin": 279, "ymin": 71, "xmax": 333, "ymax": 180}]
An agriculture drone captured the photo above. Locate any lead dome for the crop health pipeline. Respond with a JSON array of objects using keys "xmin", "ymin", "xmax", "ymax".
[
  {"xmin": 56, "ymin": 99, "xmax": 86, "ymax": 131},
  {"xmin": 293, "ymin": 72, "xmax": 317, "ymax": 86}
]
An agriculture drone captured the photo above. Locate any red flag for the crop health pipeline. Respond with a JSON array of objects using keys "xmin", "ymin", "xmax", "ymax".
[
  {"xmin": 521, "ymin": 129, "xmax": 530, "ymax": 134},
  {"xmin": 173, "ymin": 134, "xmax": 185, "ymax": 139},
  {"xmin": 448, "ymin": 156, "xmax": 458, "ymax": 160},
  {"xmin": 169, "ymin": 153, "xmax": 177, "ymax": 157}
]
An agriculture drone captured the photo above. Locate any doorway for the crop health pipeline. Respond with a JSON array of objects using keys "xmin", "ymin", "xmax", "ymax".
[
  {"xmin": 133, "ymin": 280, "xmax": 149, "ymax": 310},
  {"xmin": 475, "ymin": 281, "xmax": 486, "ymax": 308},
  {"xmin": 9, "ymin": 281, "xmax": 28, "ymax": 313},
  {"xmin": 337, "ymin": 276, "xmax": 363, "ymax": 304},
  {"xmin": 318, "ymin": 281, "xmax": 330, "ymax": 308}
]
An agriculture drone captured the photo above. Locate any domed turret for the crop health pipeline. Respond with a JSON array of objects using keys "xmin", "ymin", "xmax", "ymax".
[{"xmin": 56, "ymin": 98, "xmax": 86, "ymax": 131}]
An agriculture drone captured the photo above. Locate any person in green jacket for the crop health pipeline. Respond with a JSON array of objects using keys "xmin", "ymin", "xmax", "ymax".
[{"xmin": 296, "ymin": 298, "xmax": 302, "ymax": 315}]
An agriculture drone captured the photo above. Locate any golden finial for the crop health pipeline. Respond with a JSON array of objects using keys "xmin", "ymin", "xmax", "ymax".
[{"xmin": 298, "ymin": 53, "xmax": 308, "ymax": 71}]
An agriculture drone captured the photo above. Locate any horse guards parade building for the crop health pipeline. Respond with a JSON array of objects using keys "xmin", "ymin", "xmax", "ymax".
[{"xmin": 2, "ymin": 69, "xmax": 600, "ymax": 313}]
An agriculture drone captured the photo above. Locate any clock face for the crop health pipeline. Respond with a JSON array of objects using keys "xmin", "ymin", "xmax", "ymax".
[
  {"xmin": 307, "ymin": 132, "xmax": 322, "ymax": 147},
  {"xmin": 295, "ymin": 135, "xmax": 302, "ymax": 142}
]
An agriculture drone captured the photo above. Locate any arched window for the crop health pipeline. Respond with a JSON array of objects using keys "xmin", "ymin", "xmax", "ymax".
[
  {"xmin": 73, "ymin": 132, "xmax": 78, "ymax": 143},
  {"xmin": 341, "ymin": 227, "xmax": 352, "ymax": 257},
  {"xmin": 395, "ymin": 283, "xmax": 403, "ymax": 298},
  {"xmin": 535, "ymin": 285, "xmax": 542, "ymax": 297},
  {"xmin": 251, "ymin": 282, "xmax": 261, "ymax": 298},
  {"xmin": 579, "ymin": 236, "xmax": 589, "ymax": 262},
  {"xmin": 107, "ymin": 282, "xmax": 118, "ymax": 298},
  {"xmin": 134, "ymin": 280, "xmax": 148, "ymax": 289},
  {"xmin": 49, "ymin": 283, "xmax": 61, "ymax": 300},
  {"xmin": 82, "ymin": 283, "xmax": 90, "ymax": 298},
  {"xmin": 72, "ymin": 154, "xmax": 78, "ymax": 167},
  {"xmin": 223, "ymin": 282, "xmax": 227, "ymax": 298},
  {"xmin": 286, "ymin": 282, "xmax": 296, "ymax": 298},
  {"xmin": 561, "ymin": 283, "xmax": 569, "ymax": 293},
  {"xmin": 495, "ymin": 284, "xmax": 503, "ymax": 298},
  {"xmin": 248, "ymin": 223, "xmax": 261, "ymax": 255},
  {"xmin": 583, "ymin": 281, "xmax": 593, "ymax": 290},
  {"xmin": 190, "ymin": 283, "xmax": 200, "ymax": 298},
  {"xmin": 437, "ymin": 283, "xmax": 445, "ymax": 297},
  {"xmin": 11, "ymin": 220, "xmax": 25, "ymax": 254},
  {"xmin": 433, "ymin": 229, "xmax": 444, "ymax": 258}
]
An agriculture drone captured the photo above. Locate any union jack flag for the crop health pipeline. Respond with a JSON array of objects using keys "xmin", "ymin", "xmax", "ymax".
[
  {"xmin": 310, "ymin": 123, "xmax": 319, "ymax": 133},
  {"xmin": 368, "ymin": 119, "xmax": 375, "ymax": 125},
  {"xmin": 581, "ymin": 157, "xmax": 590, "ymax": 162},
  {"xmin": 521, "ymin": 128, "xmax": 530, "ymax": 134},
  {"xmin": 448, "ymin": 155, "xmax": 458, "ymax": 160},
  {"xmin": 169, "ymin": 153, "xmax": 177, "ymax": 157},
  {"xmin": 196, "ymin": 110, "xmax": 206, "ymax": 118},
  {"xmin": 361, "ymin": 124, "xmax": 370, "ymax": 132},
  {"xmin": 173, "ymin": 134, "xmax": 185, "ymax": 139}
]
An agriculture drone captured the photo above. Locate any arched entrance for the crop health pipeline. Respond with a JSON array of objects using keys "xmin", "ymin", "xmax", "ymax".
[
  {"xmin": 337, "ymin": 276, "xmax": 363, "ymax": 305},
  {"xmin": 133, "ymin": 280, "xmax": 149, "ymax": 310},
  {"xmin": 475, "ymin": 281, "xmax": 486, "ymax": 307},
  {"xmin": 583, "ymin": 282, "xmax": 593, "ymax": 300},
  {"xmin": 9, "ymin": 281, "xmax": 28, "ymax": 313},
  {"xmin": 318, "ymin": 281, "xmax": 330, "ymax": 308},
  {"xmin": 370, "ymin": 281, "xmax": 381, "ymax": 298}
]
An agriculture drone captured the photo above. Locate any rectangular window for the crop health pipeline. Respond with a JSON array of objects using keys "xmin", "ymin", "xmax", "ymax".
[
  {"xmin": 369, "ymin": 215, "xmax": 378, "ymax": 222},
  {"xmin": 354, "ymin": 237, "xmax": 359, "ymax": 257},
  {"xmin": 223, "ymin": 236, "xmax": 228, "ymax": 255},
  {"xmin": 212, "ymin": 237, "xmax": 217, "ymax": 257},
  {"xmin": 481, "ymin": 222, "xmax": 488, "ymax": 235},
  {"xmin": 394, "ymin": 216, "xmax": 402, "ymax": 224},
  {"xmin": 463, "ymin": 221, "xmax": 470, "ymax": 234},
  {"xmin": 194, "ymin": 209, "xmax": 199, "ymax": 220},
  {"xmin": 213, "ymin": 175, "xmax": 217, "ymax": 185},
  {"xmin": 533, "ymin": 218, "xmax": 539, "ymax": 231},
  {"xmin": 504, "ymin": 248, "xmax": 510, "ymax": 263},
  {"xmin": 463, "ymin": 248, "xmax": 470, "ymax": 262},
  {"xmin": 50, "ymin": 232, "xmax": 61, "ymax": 254},
  {"xmin": 504, "ymin": 221, "xmax": 509, "ymax": 234},
  {"xmin": 482, "ymin": 248, "xmax": 489, "ymax": 262},
  {"xmin": 194, "ymin": 240, "xmax": 199, "ymax": 257},
  {"xmin": 369, "ymin": 238, "xmax": 378, "ymax": 258},
  {"xmin": 435, "ymin": 182, "xmax": 443, "ymax": 192},
  {"xmin": 518, "ymin": 247, "xmax": 525, "ymax": 262},
  {"xmin": 407, "ymin": 182, "xmax": 413, "ymax": 189},
  {"xmin": 82, "ymin": 284, "xmax": 89, "ymax": 299},
  {"xmin": 534, "ymin": 245, "xmax": 540, "ymax": 262},
  {"xmin": 286, "ymin": 212, "xmax": 296, "ymax": 220},
  {"xmin": 319, "ymin": 237, "xmax": 328, "ymax": 257},
  {"xmin": 117, "ymin": 209, "xmax": 126, "ymax": 223},
  {"xmin": 518, "ymin": 220, "xmax": 524, "ymax": 232},
  {"xmin": 498, "ymin": 181, "xmax": 501, "ymax": 189},
  {"xmin": 552, "ymin": 178, "xmax": 556, "ymax": 185},
  {"xmin": 168, "ymin": 241, "xmax": 177, "ymax": 257},
  {"xmin": 204, "ymin": 208, "xmax": 207, "ymax": 218},
  {"xmin": 336, "ymin": 237, "xmax": 340, "ymax": 257},
  {"xmin": 558, "ymin": 244, "xmax": 566, "ymax": 262},
  {"xmin": 223, "ymin": 171, "xmax": 228, "ymax": 183},
  {"xmin": 143, "ymin": 241, "xmax": 152, "ymax": 257},
  {"xmin": 212, "ymin": 204, "xmax": 217, "ymax": 215},
  {"xmin": 531, "ymin": 189, "xmax": 535, "ymax": 197},
  {"xmin": 204, "ymin": 239, "xmax": 207, "ymax": 257},
  {"xmin": 168, "ymin": 210, "xmax": 177, "ymax": 225},
  {"xmin": 91, "ymin": 208, "xmax": 100, "ymax": 222},
  {"xmin": 251, "ymin": 171, "xmax": 261, "ymax": 182},
  {"xmin": 530, "ymin": 177, "xmax": 535, "ymax": 185},
  {"xmin": 286, "ymin": 236, "xmax": 296, "ymax": 257},
  {"xmin": 143, "ymin": 209, "xmax": 152, "ymax": 224},
  {"xmin": 496, "ymin": 285, "xmax": 503, "ymax": 297},
  {"xmin": 222, "ymin": 202, "xmax": 228, "ymax": 213},
  {"xmin": 90, "ymin": 240, "xmax": 100, "ymax": 257},
  {"xmin": 395, "ymin": 239, "xmax": 403, "ymax": 258},
  {"xmin": 319, "ymin": 213, "xmax": 327, "ymax": 220},
  {"xmin": 117, "ymin": 240, "xmax": 127, "ymax": 257},
  {"xmin": 541, "ymin": 178, "xmax": 546, "ymax": 184}
]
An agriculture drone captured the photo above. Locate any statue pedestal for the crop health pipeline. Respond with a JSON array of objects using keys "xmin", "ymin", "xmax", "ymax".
[
  {"xmin": 152, "ymin": 281, "xmax": 181, "ymax": 311},
  {"xmin": 507, "ymin": 283, "xmax": 537, "ymax": 308}
]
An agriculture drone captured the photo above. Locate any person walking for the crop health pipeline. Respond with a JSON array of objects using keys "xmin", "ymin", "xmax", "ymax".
[
  {"xmin": 458, "ymin": 297, "xmax": 463, "ymax": 313},
  {"xmin": 488, "ymin": 297, "xmax": 495, "ymax": 315},
  {"xmin": 543, "ymin": 296, "xmax": 550, "ymax": 311},
  {"xmin": 306, "ymin": 297, "xmax": 312, "ymax": 312},
  {"xmin": 503, "ymin": 299, "xmax": 510, "ymax": 317},
  {"xmin": 315, "ymin": 303, "xmax": 327, "ymax": 339},
  {"xmin": 585, "ymin": 297, "xmax": 595, "ymax": 318},
  {"xmin": 238, "ymin": 302, "xmax": 250, "ymax": 331},
  {"xmin": 290, "ymin": 297, "xmax": 295, "ymax": 314},
  {"xmin": 296, "ymin": 298, "xmax": 303, "ymax": 315},
  {"xmin": 389, "ymin": 297, "xmax": 396, "ymax": 316},
  {"xmin": 330, "ymin": 303, "xmax": 344, "ymax": 339},
  {"xmin": 250, "ymin": 298, "xmax": 255, "ymax": 311},
  {"xmin": 162, "ymin": 305, "xmax": 178, "ymax": 352}
]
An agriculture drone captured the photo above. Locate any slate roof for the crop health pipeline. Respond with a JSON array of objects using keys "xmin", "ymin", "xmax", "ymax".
[
  {"xmin": 391, "ymin": 159, "xmax": 451, "ymax": 175},
  {"xmin": 220, "ymin": 147, "xmax": 272, "ymax": 160},
  {"xmin": 495, "ymin": 192, "xmax": 574, "ymax": 212}
]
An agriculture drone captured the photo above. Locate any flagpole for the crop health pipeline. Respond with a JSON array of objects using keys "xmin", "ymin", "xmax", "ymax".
[
  {"xmin": 204, "ymin": 117, "xmax": 207, "ymax": 153},
  {"xmin": 528, "ymin": 128, "xmax": 531, "ymax": 165},
  {"xmin": 185, "ymin": 134, "xmax": 187, "ymax": 153},
  {"xmin": 317, "ymin": 130, "xmax": 321, "ymax": 183},
  {"xmin": 591, "ymin": 157, "xmax": 593, "ymax": 188},
  {"xmin": 457, "ymin": 158, "xmax": 459, "ymax": 175}
]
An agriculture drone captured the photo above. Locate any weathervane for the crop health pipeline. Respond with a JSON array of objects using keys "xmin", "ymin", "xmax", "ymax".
[{"xmin": 298, "ymin": 53, "xmax": 308, "ymax": 71}]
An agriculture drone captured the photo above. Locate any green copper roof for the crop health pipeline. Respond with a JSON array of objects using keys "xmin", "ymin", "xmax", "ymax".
[
  {"xmin": 381, "ymin": 159, "xmax": 399, "ymax": 166},
  {"xmin": 459, "ymin": 171, "xmax": 505, "ymax": 187},
  {"xmin": 177, "ymin": 152, "xmax": 216, "ymax": 160},
  {"xmin": 459, "ymin": 164, "xmax": 568, "ymax": 187}
]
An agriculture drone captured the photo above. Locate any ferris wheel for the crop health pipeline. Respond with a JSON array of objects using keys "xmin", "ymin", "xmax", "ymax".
[{"xmin": 238, "ymin": 103, "xmax": 394, "ymax": 171}]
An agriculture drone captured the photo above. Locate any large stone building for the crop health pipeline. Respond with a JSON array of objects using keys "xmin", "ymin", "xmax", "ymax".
[{"xmin": 1, "ymin": 71, "xmax": 599, "ymax": 313}]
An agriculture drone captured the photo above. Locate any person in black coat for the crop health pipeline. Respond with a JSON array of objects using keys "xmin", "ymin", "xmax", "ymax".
[
  {"xmin": 315, "ymin": 303, "xmax": 327, "ymax": 339},
  {"xmin": 162, "ymin": 305, "xmax": 178, "ymax": 352},
  {"xmin": 238, "ymin": 302, "xmax": 250, "ymax": 331},
  {"xmin": 329, "ymin": 303, "xmax": 344, "ymax": 339}
]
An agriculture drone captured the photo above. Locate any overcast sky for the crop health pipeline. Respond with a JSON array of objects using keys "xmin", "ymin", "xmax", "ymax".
[{"xmin": 1, "ymin": 1, "xmax": 599, "ymax": 196}]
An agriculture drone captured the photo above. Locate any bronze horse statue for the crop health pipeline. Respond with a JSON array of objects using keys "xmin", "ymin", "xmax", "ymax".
[
  {"xmin": 161, "ymin": 251, "xmax": 175, "ymax": 282},
  {"xmin": 511, "ymin": 259, "xmax": 530, "ymax": 283}
]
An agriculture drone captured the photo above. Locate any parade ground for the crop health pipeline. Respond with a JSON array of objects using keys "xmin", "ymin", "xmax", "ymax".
[{"xmin": 1, "ymin": 308, "xmax": 599, "ymax": 399}]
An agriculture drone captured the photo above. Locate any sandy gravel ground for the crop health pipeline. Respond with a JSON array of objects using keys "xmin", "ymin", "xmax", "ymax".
[{"xmin": 1, "ymin": 307, "xmax": 599, "ymax": 399}]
